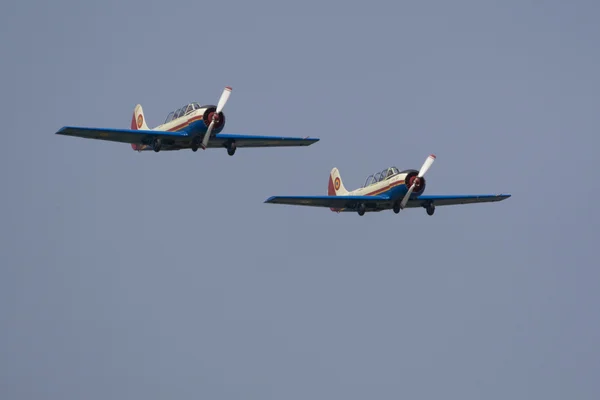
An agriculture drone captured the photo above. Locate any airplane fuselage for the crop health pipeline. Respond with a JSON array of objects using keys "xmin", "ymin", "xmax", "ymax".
[
  {"xmin": 347, "ymin": 169, "xmax": 422, "ymax": 203},
  {"xmin": 153, "ymin": 105, "xmax": 225, "ymax": 137},
  {"xmin": 131, "ymin": 104, "xmax": 227, "ymax": 152}
]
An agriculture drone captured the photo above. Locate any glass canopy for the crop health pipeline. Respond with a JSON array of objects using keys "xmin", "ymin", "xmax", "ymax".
[
  {"xmin": 164, "ymin": 102, "xmax": 202, "ymax": 124},
  {"xmin": 362, "ymin": 167, "xmax": 400, "ymax": 187}
]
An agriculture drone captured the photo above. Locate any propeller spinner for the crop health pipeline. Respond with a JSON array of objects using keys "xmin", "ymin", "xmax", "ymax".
[
  {"xmin": 399, "ymin": 154, "xmax": 436, "ymax": 209},
  {"xmin": 200, "ymin": 86, "xmax": 232, "ymax": 150}
]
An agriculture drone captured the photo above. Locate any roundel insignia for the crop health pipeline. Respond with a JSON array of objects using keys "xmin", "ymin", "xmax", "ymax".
[
  {"xmin": 137, "ymin": 114, "xmax": 143, "ymax": 129},
  {"xmin": 334, "ymin": 177, "xmax": 340, "ymax": 191}
]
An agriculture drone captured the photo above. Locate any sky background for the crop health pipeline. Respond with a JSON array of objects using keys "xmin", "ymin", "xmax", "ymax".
[{"xmin": 1, "ymin": 0, "xmax": 599, "ymax": 399}]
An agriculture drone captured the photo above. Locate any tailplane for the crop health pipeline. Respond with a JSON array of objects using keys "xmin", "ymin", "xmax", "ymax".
[
  {"xmin": 328, "ymin": 167, "xmax": 349, "ymax": 196},
  {"xmin": 130, "ymin": 104, "xmax": 150, "ymax": 151}
]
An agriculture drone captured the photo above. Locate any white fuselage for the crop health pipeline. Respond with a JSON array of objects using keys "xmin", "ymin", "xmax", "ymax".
[{"xmin": 349, "ymin": 171, "xmax": 410, "ymax": 197}]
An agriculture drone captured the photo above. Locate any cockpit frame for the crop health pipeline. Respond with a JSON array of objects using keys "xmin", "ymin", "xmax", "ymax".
[
  {"xmin": 164, "ymin": 102, "xmax": 203, "ymax": 124},
  {"xmin": 362, "ymin": 166, "xmax": 401, "ymax": 187}
]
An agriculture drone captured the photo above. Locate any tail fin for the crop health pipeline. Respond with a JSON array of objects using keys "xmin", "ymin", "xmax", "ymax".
[
  {"xmin": 130, "ymin": 104, "xmax": 150, "ymax": 151},
  {"xmin": 130, "ymin": 104, "xmax": 149, "ymax": 130},
  {"xmin": 328, "ymin": 167, "xmax": 348, "ymax": 196}
]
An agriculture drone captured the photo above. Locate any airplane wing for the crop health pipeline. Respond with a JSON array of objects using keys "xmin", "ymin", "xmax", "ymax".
[
  {"xmin": 56, "ymin": 126, "xmax": 188, "ymax": 144},
  {"xmin": 264, "ymin": 195, "xmax": 391, "ymax": 209},
  {"xmin": 405, "ymin": 194, "xmax": 511, "ymax": 207},
  {"xmin": 265, "ymin": 194, "xmax": 510, "ymax": 211},
  {"xmin": 57, "ymin": 127, "xmax": 318, "ymax": 149},
  {"xmin": 209, "ymin": 133, "xmax": 319, "ymax": 148}
]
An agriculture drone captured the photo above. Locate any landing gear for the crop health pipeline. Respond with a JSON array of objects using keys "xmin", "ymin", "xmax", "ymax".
[
  {"xmin": 393, "ymin": 202, "xmax": 401, "ymax": 214},
  {"xmin": 152, "ymin": 138, "xmax": 162, "ymax": 152},
  {"xmin": 191, "ymin": 145, "xmax": 198, "ymax": 152},
  {"xmin": 425, "ymin": 203, "xmax": 435, "ymax": 216},
  {"xmin": 226, "ymin": 142, "xmax": 237, "ymax": 156},
  {"xmin": 357, "ymin": 203, "xmax": 366, "ymax": 216}
]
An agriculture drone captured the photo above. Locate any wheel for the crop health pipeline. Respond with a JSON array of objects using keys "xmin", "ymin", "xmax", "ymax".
[
  {"xmin": 227, "ymin": 142, "xmax": 237, "ymax": 156},
  {"xmin": 426, "ymin": 204, "xmax": 435, "ymax": 216},
  {"xmin": 393, "ymin": 202, "xmax": 401, "ymax": 214},
  {"xmin": 357, "ymin": 203, "xmax": 366, "ymax": 216},
  {"xmin": 152, "ymin": 138, "xmax": 162, "ymax": 152},
  {"xmin": 191, "ymin": 145, "xmax": 198, "ymax": 152}
]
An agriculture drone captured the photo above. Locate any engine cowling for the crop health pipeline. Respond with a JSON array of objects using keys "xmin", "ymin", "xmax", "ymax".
[
  {"xmin": 202, "ymin": 105, "xmax": 226, "ymax": 133},
  {"xmin": 404, "ymin": 170, "xmax": 426, "ymax": 195}
]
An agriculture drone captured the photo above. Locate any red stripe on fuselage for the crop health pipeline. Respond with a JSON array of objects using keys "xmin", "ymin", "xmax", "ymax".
[
  {"xmin": 362, "ymin": 179, "xmax": 406, "ymax": 196},
  {"xmin": 330, "ymin": 179, "xmax": 407, "ymax": 213},
  {"xmin": 166, "ymin": 115, "xmax": 204, "ymax": 132}
]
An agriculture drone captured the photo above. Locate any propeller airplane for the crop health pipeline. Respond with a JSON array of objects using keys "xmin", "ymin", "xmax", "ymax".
[
  {"xmin": 265, "ymin": 154, "xmax": 510, "ymax": 216},
  {"xmin": 55, "ymin": 86, "xmax": 319, "ymax": 155}
]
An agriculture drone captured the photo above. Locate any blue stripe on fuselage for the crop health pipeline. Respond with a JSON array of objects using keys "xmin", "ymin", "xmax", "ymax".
[
  {"xmin": 362, "ymin": 182, "xmax": 422, "ymax": 205},
  {"xmin": 174, "ymin": 119, "xmax": 224, "ymax": 137}
]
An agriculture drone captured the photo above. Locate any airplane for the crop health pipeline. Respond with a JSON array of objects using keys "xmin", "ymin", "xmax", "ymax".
[
  {"xmin": 55, "ymin": 86, "xmax": 319, "ymax": 155},
  {"xmin": 265, "ymin": 154, "xmax": 510, "ymax": 216}
]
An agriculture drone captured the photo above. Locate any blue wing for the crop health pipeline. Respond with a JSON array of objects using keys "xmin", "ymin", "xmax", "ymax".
[
  {"xmin": 265, "ymin": 194, "xmax": 510, "ymax": 211},
  {"xmin": 264, "ymin": 195, "xmax": 391, "ymax": 210},
  {"xmin": 209, "ymin": 133, "xmax": 319, "ymax": 148},
  {"xmin": 406, "ymin": 194, "xmax": 511, "ymax": 207},
  {"xmin": 56, "ymin": 127, "xmax": 319, "ymax": 149},
  {"xmin": 55, "ymin": 126, "xmax": 188, "ymax": 145}
]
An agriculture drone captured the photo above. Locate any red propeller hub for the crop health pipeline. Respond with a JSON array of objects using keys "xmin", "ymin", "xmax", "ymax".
[
  {"xmin": 204, "ymin": 110, "xmax": 225, "ymax": 130},
  {"xmin": 407, "ymin": 175, "xmax": 423, "ymax": 190},
  {"xmin": 207, "ymin": 112, "xmax": 219, "ymax": 123}
]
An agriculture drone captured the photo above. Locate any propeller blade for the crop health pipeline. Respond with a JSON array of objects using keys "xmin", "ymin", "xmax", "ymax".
[
  {"xmin": 418, "ymin": 154, "xmax": 436, "ymax": 177},
  {"xmin": 200, "ymin": 120, "xmax": 215, "ymax": 149},
  {"xmin": 216, "ymin": 86, "xmax": 232, "ymax": 113},
  {"xmin": 400, "ymin": 183, "xmax": 416, "ymax": 209},
  {"xmin": 200, "ymin": 86, "xmax": 232, "ymax": 150},
  {"xmin": 399, "ymin": 154, "xmax": 436, "ymax": 209}
]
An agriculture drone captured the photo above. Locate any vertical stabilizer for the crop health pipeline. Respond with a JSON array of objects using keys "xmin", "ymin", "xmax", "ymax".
[
  {"xmin": 130, "ymin": 104, "xmax": 150, "ymax": 151},
  {"xmin": 130, "ymin": 104, "xmax": 149, "ymax": 130},
  {"xmin": 328, "ymin": 167, "xmax": 348, "ymax": 196}
]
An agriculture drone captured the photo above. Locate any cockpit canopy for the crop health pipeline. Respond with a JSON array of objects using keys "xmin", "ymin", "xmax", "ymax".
[
  {"xmin": 164, "ymin": 102, "xmax": 203, "ymax": 124},
  {"xmin": 363, "ymin": 167, "xmax": 400, "ymax": 187}
]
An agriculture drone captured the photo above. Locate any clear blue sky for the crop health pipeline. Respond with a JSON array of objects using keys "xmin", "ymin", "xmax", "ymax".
[{"xmin": 1, "ymin": 1, "xmax": 599, "ymax": 399}]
